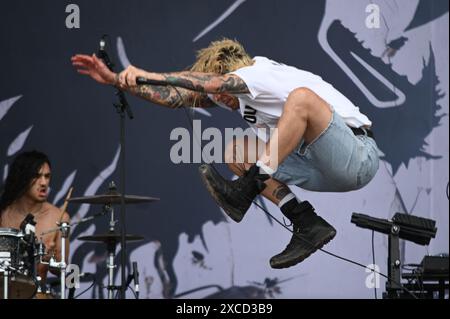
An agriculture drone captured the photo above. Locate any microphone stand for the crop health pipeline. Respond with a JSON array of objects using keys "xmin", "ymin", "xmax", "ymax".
[{"xmin": 97, "ymin": 35, "xmax": 133, "ymax": 299}]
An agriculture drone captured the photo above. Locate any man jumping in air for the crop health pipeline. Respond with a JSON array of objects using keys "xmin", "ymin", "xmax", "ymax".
[{"xmin": 72, "ymin": 38, "xmax": 379, "ymax": 269}]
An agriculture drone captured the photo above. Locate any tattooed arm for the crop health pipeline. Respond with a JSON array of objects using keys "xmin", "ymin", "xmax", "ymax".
[
  {"xmin": 70, "ymin": 54, "xmax": 214, "ymax": 108},
  {"xmin": 120, "ymin": 67, "xmax": 250, "ymax": 94},
  {"xmin": 126, "ymin": 84, "xmax": 214, "ymax": 109},
  {"xmin": 159, "ymin": 72, "xmax": 250, "ymax": 94}
]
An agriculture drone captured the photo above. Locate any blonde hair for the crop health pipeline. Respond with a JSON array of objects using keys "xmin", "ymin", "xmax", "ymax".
[{"xmin": 190, "ymin": 38, "xmax": 253, "ymax": 74}]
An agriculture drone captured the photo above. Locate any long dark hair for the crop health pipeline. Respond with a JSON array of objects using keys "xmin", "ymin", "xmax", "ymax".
[{"xmin": 0, "ymin": 150, "xmax": 51, "ymax": 214}]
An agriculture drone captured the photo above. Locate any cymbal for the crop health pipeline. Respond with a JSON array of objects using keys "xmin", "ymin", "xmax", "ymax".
[
  {"xmin": 78, "ymin": 233, "xmax": 145, "ymax": 243},
  {"xmin": 68, "ymin": 192, "xmax": 159, "ymax": 205}
]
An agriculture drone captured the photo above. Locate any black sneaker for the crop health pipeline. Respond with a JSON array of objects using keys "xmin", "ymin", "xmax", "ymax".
[
  {"xmin": 199, "ymin": 164, "xmax": 268, "ymax": 222},
  {"xmin": 270, "ymin": 201, "xmax": 336, "ymax": 269}
]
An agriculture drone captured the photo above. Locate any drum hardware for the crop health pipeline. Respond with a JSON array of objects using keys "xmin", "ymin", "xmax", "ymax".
[
  {"xmin": 72, "ymin": 181, "xmax": 155, "ymax": 299},
  {"xmin": 67, "ymin": 184, "xmax": 159, "ymax": 205},
  {"xmin": 0, "ymin": 227, "xmax": 38, "ymax": 299},
  {"xmin": 38, "ymin": 205, "xmax": 110, "ymax": 299},
  {"xmin": 38, "ymin": 181, "xmax": 155, "ymax": 299},
  {"xmin": 1, "ymin": 185, "xmax": 153, "ymax": 299},
  {"xmin": 33, "ymin": 189, "xmax": 73, "ymax": 299},
  {"xmin": 1, "ymin": 260, "xmax": 11, "ymax": 299},
  {"xmin": 36, "ymin": 189, "xmax": 113, "ymax": 299},
  {"xmin": 78, "ymin": 232, "xmax": 144, "ymax": 299},
  {"xmin": 78, "ymin": 202, "xmax": 144, "ymax": 300},
  {"xmin": 38, "ymin": 222, "xmax": 70, "ymax": 299}
]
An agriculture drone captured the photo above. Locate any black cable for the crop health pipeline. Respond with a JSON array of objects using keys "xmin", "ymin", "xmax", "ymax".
[
  {"xmin": 251, "ymin": 200, "xmax": 418, "ymax": 299},
  {"xmin": 372, "ymin": 230, "xmax": 377, "ymax": 299},
  {"xmin": 74, "ymin": 276, "xmax": 96, "ymax": 299},
  {"xmin": 128, "ymin": 285, "xmax": 138, "ymax": 299},
  {"xmin": 402, "ymin": 264, "xmax": 426, "ymax": 298},
  {"xmin": 111, "ymin": 284, "xmax": 137, "ymax": 299}
]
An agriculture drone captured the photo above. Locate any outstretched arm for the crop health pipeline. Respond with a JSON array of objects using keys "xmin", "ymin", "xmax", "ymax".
[
  {"xmin": 119, "ymin": 68, "xmax": 250, "ymax": 95},
  {"xmin": 71, "ymin": 54, "xmax": 214, "ymax": 108}
]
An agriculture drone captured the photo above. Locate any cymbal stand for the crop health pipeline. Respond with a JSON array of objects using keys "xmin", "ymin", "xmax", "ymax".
[
  {"xmin": 46, "ymin": 222, "xmax": 70, "ymax": 299},
  {"xmin": 106, "ymin": 203, "xmax": 119, "ymax": 299},
  {"xmin": 39, "ymin": 222, "xmax": 70, "ymax": 299},
  {"xmin": 39, "ymin": 206, "xmax": 110, "ymax": 299}
]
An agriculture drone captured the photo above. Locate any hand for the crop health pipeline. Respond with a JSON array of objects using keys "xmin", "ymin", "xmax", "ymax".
[
  {"xmin": 117, "ymin": 65, "xmax": 148, "ymax": 88},
  {"xmin": 71, "ymin": 54, "xmax": 116, "ymax": 85}
]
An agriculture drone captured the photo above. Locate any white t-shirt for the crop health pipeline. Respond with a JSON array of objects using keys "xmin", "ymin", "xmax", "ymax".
[{"xmin": 219, "ymin": 56, "xmax": 372, "ymax": 142}]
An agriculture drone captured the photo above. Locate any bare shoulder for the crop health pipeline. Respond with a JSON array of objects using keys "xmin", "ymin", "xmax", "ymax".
[{"xmin": 41, "ymin": 202, "xmax": 70, "ymax": 222}]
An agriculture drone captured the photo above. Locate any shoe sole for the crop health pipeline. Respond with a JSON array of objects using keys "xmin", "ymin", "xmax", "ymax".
[
  {"xmin": 270, "ymin": 229, "xmax": 337, "ymax": 269},
  {"xmin": 199, "ymin": 164, "xmax": 245, "ymax": 223}
]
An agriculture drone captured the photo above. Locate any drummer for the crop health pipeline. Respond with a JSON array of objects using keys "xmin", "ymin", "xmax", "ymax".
[{"xmin": 0, "ymin": 150, "xmax": 70, "ymax": 292}]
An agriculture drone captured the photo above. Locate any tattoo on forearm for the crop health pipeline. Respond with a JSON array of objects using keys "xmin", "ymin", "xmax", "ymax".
[
  {"xmin": 136, "ymin": 85, "xmax": 182, "ymax": 107},
  {"xmin": 272, "ymin": 185, "xmax": 291, "ymax": 200},
  {"xmin": 221, "ymin": 76, "xmax": 248, "ymax": 93},
  {"xmin": 163, "ymin": 72, "xmax": 249, "ymax": 94},
  {"xmin": 166, "ymin": 77, "xmax": 204, "ymax": 94},
  {"xmin": 129, "ymin": 84, "xmax": 213, "ymax": 109},
  {"xmin": 147, "ymin": 85, "xmax": 171, "ymax": 100}
]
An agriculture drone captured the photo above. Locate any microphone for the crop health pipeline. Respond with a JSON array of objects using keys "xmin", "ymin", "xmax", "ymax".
[
  {"xmin": 97, "ymin": 35, "xmax": 114, "ymax": 71},
  {"xmin": 99, "ymin": 36, "xmax": 106, "ymax": 51},
  {"xmin": 132, "ymin": 261, "xmax": 139, "ymax": 299},
  {"xmin": 136, "ymin": 76, "xmax": 168, "ymax": 86},
  {"xmin": 96, "ymin": 34, "xmax": 133, "ymax": 119}
]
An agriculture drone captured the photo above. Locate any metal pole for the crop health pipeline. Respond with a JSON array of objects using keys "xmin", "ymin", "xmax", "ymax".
[
  {"xmin": 119, "ymin": 111, "xmax": 127, "ymax": 299},
  {"xmin": 2, "ymin": 266, "xmax": 9, "ymax": 299},
  {"xmin": 107, "ymin": 252, "xmax": 115, "ymax": 299},
  {"xmin": 60, "ymin": 222, "xmax": 70, "ymax": 299}
]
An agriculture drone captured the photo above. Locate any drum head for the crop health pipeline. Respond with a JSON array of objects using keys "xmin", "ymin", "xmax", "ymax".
[
  {"xmin": 0, "ymin": 273, "xmax": 37, "ymax": 299},
  {"xmin": 0, "ymin": 227, "xmax": 21, "ymax": 235}
]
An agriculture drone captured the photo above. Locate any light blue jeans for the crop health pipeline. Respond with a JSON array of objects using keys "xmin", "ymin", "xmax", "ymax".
[{"xmin": 272, "ymin": 110, "xmax": 380, "ymax": 192}]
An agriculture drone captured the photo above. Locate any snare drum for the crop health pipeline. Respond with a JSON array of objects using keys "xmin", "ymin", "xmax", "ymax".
[{"xmin": 0, "ymin": 228, "xmax": 37, "ymax": 299}]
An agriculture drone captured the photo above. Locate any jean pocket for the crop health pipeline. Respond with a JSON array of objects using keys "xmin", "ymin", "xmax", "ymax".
[{"xmin": 296, "ymin": 139, "xmax": 312, "ymax": 158}]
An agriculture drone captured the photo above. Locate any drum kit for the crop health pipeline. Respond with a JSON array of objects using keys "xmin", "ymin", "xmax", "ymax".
[{"xmin": 0, "ymin": 182, "xmax": 158, "ymax": 299}]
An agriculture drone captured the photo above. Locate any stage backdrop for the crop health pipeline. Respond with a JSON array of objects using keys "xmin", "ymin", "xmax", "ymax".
[{"xmin": 1, "ymin": 0, "xmax": 448, "ymax": 298}]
